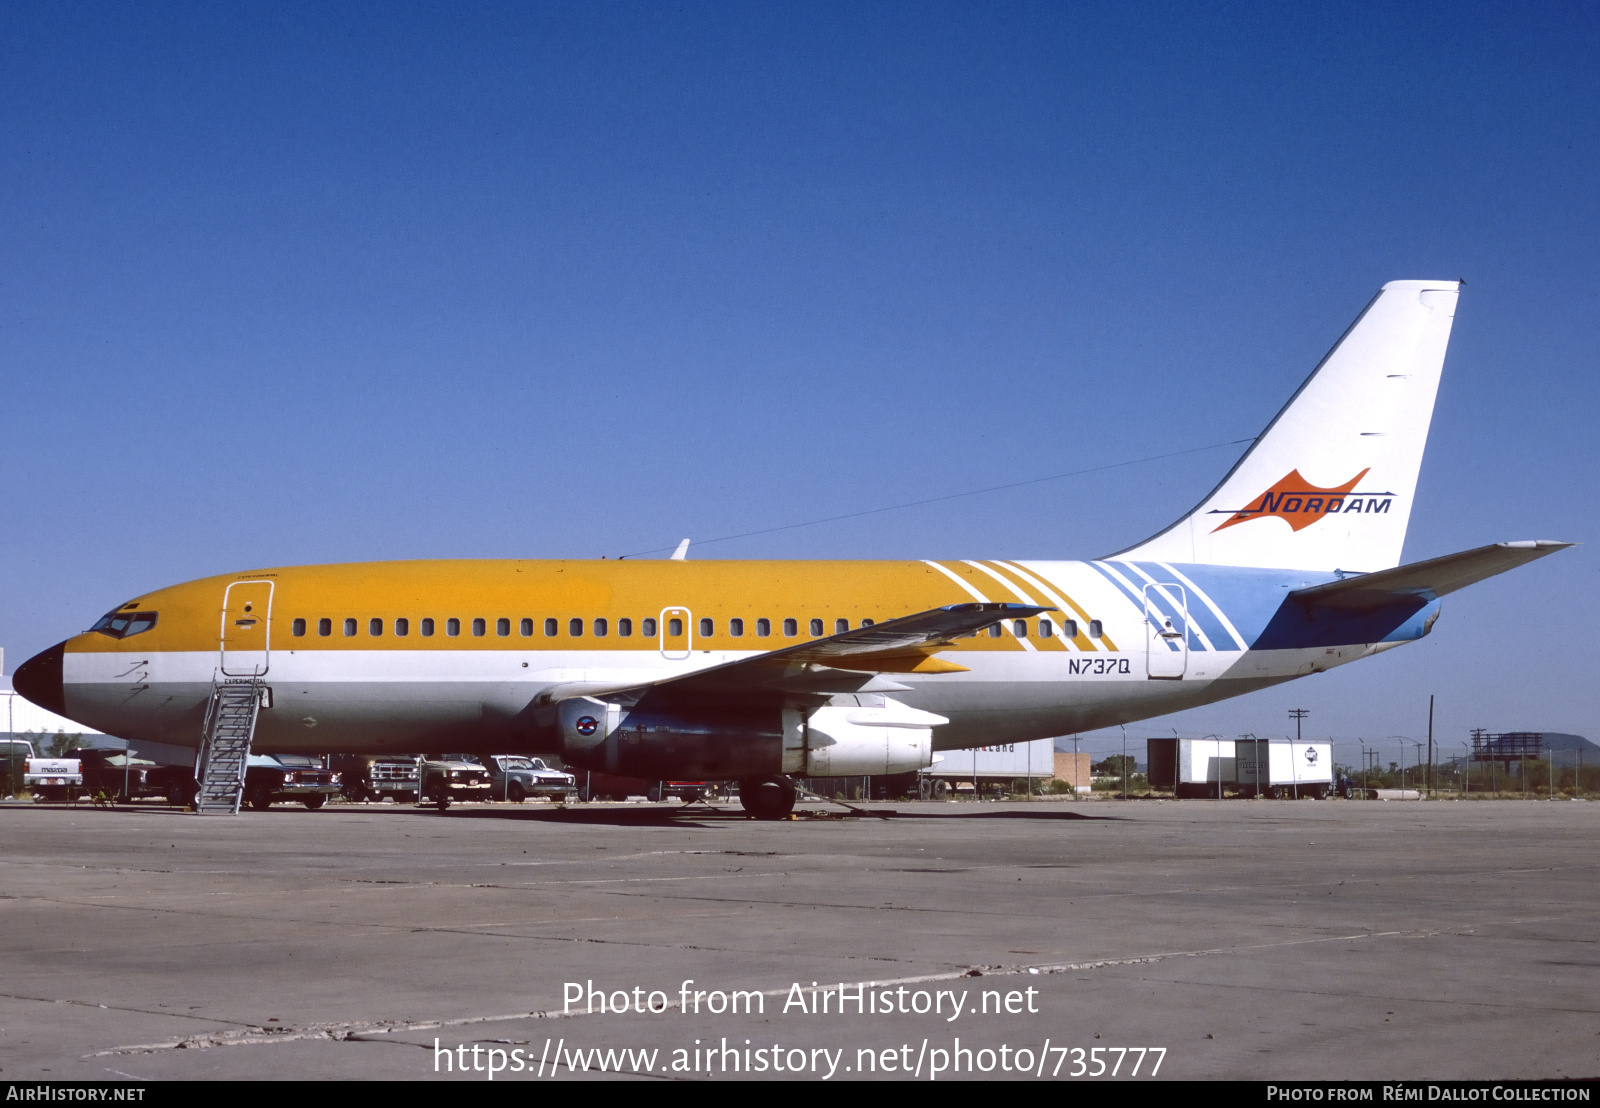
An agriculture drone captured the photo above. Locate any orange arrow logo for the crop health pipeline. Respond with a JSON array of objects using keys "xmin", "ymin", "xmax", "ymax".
[{"xmin": 1211, "ymin": 468, "xmax": 1372, "ymax": 533}]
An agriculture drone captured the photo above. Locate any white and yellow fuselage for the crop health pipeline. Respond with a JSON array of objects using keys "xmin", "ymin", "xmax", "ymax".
[{"xmin": 31, "ymin": 554, "xmax": 1429, "ymax": 760}]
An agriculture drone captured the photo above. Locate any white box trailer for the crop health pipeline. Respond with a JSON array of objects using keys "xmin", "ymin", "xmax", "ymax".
[
  {"xmin": 931, "ymin": 739, "xmax": 1056, "ymax": 781},
  {"xmin": 1147, "ymin": 738, "xmax": 1333, "ymax": 799},
  {"xmin": 828, "ymin": 739, "xmax": 1056, "ymax": 801},
  {"xmin": 1235, "ymin": 739, "xmax": 1333, "ymax": 798}
]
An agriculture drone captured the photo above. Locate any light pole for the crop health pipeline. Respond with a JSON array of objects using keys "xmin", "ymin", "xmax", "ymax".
[
  {"xmin": 1389, "ymin": 737, "xmax": 1410, "ymax": 794},
  {"xmin": 1073, "ymin": 734, "xmax": 1080, "ymax": 800},
  {"xmin": 1120, "ymin": 725, "xmax": 1128, "ymax": 800},
  {"xmin": 1460, "ymin": 742, "xmax": 1470, "ymax": 795}
]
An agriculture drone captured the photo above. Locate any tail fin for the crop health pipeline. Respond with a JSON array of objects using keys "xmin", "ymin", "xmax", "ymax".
[{"xmin": 1112, "ymin": 279, "xmax": 1461, "ymax": 571}]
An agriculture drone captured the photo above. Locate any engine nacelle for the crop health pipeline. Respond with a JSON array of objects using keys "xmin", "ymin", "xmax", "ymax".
[
  {"xmin": 783, "ymin": 700, "xmax": 944, "ymax": 776},
  {"xmin": 556, "ymin": 696, "xmax": 783, "ymax": 779},
  {"xmin": 556, "ymin": 695, "xmax": 944, "ymax": 780}
]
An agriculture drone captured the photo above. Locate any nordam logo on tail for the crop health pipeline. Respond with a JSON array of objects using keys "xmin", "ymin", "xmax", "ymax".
[{"xmin": 1209, "ymin": 468, "xmax": 1395, "ymax": 533}]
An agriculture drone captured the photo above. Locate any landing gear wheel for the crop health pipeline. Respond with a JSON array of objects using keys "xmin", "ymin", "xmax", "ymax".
[
  {"xmin": 247, "ymin": 785, "xmax": 272, "ymax": 811},
  {"xmin": 739, "ymin": 776, "xmax": 797, "ymax": 821},
  {"xmin": 303, "ymin": 794, "xmax": 326, "ymax": 810},
  {"xmin": 507, "ymin": 781, "xmax": 526, "ymax": 803}
]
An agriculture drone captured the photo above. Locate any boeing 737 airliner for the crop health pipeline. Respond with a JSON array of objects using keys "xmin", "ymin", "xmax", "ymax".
[{"xmin": 14, "ymin": 281, "xmax": 1570, "ymax": 817}]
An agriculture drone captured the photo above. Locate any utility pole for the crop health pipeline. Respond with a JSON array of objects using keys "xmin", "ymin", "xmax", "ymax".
[
  {"xmin": 1427, "ymin": 695, "xmax": 1434, "ymax": 797},
  {"xmin": 1471, "ymin": 728, "xmax": 1489, "ymax": 796}
]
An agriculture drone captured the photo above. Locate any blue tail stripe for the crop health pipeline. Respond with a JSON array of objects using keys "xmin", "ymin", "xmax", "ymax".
[
  {"xmin": 1113, "ymin": 562, "xmax": 1204, "ymax": 652},
  {"xmin": 1091, "ymin": 561, "xmax": 1198, "ymax": 652},
  {"xmin": 1132, "ymin": 561, "xmax": 1242, "ymax": 651}
]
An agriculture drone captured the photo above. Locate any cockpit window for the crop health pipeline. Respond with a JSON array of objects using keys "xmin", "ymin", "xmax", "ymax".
[{"xmin": 90, "ymin": 609, "xmax": 159, "ymax": 639}]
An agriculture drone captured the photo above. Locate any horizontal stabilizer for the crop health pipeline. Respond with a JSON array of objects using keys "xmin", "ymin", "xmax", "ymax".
[{"xmin": 1289, "ymin": 541, "xmax": 1573, "ymax": 611}]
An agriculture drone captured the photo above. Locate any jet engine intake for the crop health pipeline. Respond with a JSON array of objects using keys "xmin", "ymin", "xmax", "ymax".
[{"xmin": 556, "ymin": 696, "xmax": 784, "ymax": 779}]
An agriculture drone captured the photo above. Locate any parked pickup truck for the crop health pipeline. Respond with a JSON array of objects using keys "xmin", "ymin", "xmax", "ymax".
[
  {"xmin": 417, "ymin": 755, "xmax": 492, "ymax": 810},
  {"xmin": 245, "ymin": 754, "xmax": 342, "ymax": 810},
  {"xmin": 76, "ymin": 749, "xmax": 193, "ymax": 804},
  {"xmin": 333, "ymin": 754, "xmax": 421, "ymax": 802},
  {"xmin": 24, "ymin": 756, "xmax": 83, "ymax": 801},
  {"xmin": 481, "ymin": 755, "xmax": 577, "ymax": 802}
]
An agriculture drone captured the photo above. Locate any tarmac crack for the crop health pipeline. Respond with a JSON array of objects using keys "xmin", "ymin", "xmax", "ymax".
[{"xmin": 80, "ymin": 927, "xmax": 1459, "ymax": 1059}]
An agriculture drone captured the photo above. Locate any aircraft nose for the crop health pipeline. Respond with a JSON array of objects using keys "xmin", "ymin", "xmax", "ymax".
[{"xmin": 14, "ymin": 642, "xmax": 66, "ymax": 716}]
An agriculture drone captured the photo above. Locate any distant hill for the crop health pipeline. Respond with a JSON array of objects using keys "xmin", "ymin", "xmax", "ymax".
[{"xmin": 1535, "ymin": 733, "xmax": 1598, "ymax": 755}]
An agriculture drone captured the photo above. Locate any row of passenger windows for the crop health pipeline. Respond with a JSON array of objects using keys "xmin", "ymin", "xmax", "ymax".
[
  {"xmin": 287, "ymin": 615, "xmax": 1104, "ymax": 640},
  {"xmin": 291, "ymin": 616, "xmax": 870, "ymax": 639}
]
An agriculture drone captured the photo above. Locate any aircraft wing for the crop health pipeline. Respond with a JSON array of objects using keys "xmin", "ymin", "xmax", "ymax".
[
  {"xmin": 607, "ymin": 602, "xmax": 1051, "ymax": 704},
  {"xmin": 1290, "ymin": 541, "xmax": 1574, "ymax": 611}
]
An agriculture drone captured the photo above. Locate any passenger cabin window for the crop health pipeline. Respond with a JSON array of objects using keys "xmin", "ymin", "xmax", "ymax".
[
  {"xmin": 988, "ymin": 623, "xmax": 1002, "ymax": 638},
  {"xmin": 810, "ymin": 618, "xmax": 823, "ymax": 636},
  {"xmin": 520, "ymin": 618, "xmax": 533, "ymax": 636},
  {"xmin": 1039, "ymin": 618, "xmax": 1053, "ymax": 638},
  {"xmin": 292, "ymin": 618, "xmax": 306, "ymax": 636},
  {"xmin": 1013, "ymin": 619, "xmax": 1027, "ymax": 637},
  {"xmin": 618, "ymin": 618, "xmax": 633, "ymax": 637},
  {"xmin": 318, "ymin": 618, "xmax": 332, "ymax": 637},
  {"xmin": 594, "ymin": 618, "xmax": 608, "ymax": 637},
  {"xmin": 496, "ymin": 618, "xmax": 510, "ymax": 637},
  {"xmin": 90, "ymin": 609, "xmax": 160, "ymax": 639},
  {"xmin": 344, "ymin": 618, "xmax": 357, "ymax": 637},
  {"xmin": 569, "ymin": 618, "xmax": 583, "ymax": 637},
  {"xmin": 699, "ymin": 617, "xmax": 713, "ymax": 637},
  {"xmin": 668, "ymin": 618, "xmax": 682, "ymax": 636},
  {"xmin": 421, "ymin": 618, "xmax": 435, "ymax": 636},
  {"xmin": 642, "ymin": 617, "xmax": 657, "ymax": 637},
  {"xmin": 835, "ymin": 618, "xmax": 848, "ymax": 634},
  {"xmin": 729, "ymin": 618, "xmax": 744, "ymax": 637},
  {"xmin": 472, "ymin": 618, "xmax": 486, "ymax": 637},
  {"xmin": 783, "ymin": 618, "xmax": 797, "ymax": 637},
  {"xmin": 756, "ymin": 618, "xmax": 770, "ymax": 637},
  {"xmin": 861, "ymin": 619, "xmax": 874, "ymax": 627},
  {"xmin": 544, "ymin": 618, "xmax": 558, "ymax": 636},
  {"xmin": 1089, "ymin": 620, "xmax": 1103, "ymax": 638},
  {"xmin": 396, "ymin": 618, "xmax": 409, "ymax": 637},
  {"xmin": 1063, "ymin": 619, "xmax": 1077, "ymax": 639},
  {"xmin": 370, "ymin": 618, "xmax": 383, "ymax": 636},
  {"xmin": 446, "ymin": 618, "xmax": 460, "ymax": 637}
]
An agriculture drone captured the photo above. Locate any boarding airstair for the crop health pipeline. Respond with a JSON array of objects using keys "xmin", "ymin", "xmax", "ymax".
[{"xmin": 193, "ymin": 678, "xmax": 263, "ymax": 814}]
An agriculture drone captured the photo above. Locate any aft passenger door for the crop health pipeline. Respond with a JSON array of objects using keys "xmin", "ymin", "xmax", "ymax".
[
  {"xmin": 1143, "ymin": 582, "xmax": 1187, "ymax": 680},
  {"xmin": 220, "ymin": 580, "xmax": 274, "ymax": 676},
  {"xmin": 659, "ymin": 606, "xmax": 692, "ymax": 660}
]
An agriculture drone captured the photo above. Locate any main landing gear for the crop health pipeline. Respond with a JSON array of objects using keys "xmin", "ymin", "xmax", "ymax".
[{"xmin": 738, "ymin": 776, "xmax": 797, "ymax": 821}]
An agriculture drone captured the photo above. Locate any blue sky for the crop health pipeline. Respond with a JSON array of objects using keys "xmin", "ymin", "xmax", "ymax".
[{"xmin": 2, "ymin": 2, "xmax": 1595, "ymax": 764}]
